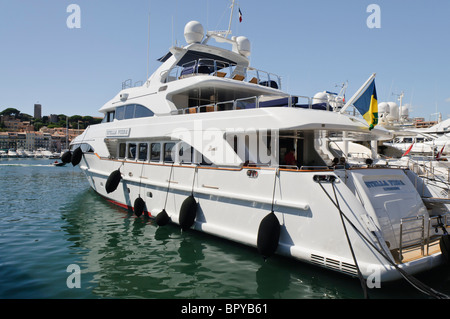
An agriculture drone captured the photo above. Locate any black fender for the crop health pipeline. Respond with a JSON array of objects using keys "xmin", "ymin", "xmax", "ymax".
[
  {"xmin": 105, "ymin": 170, "xmax": 122, "ymax": 194},
  {"xmin": 61, "ymin": 151, "xmax": 72, "ymax": 164},
  {"xmin": 440, "ymin": 234, "xmax": 450, "ymax": 263},
  {"xmin": 179, "ymin": 195, "xmax": 197, "ymax": 231},
  {"xmin": 155, "ymin": 209, "xmax": 171, "ymax": 226},
  {"xmin": 71, "ymin": 147, "xmax": 83, "ymax": 166},
  {"xmin": 257, "ymin": 211, "xmax": 280, "ymax": 259},
  {"xmin": 134, "ymin": 196, "xmax": 145, "ymax": 217}
]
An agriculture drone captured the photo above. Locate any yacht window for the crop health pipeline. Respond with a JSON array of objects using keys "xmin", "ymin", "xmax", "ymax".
[
  {"xmin": 135, "ymin": 105, "xmax": 154, "ymax": 118},
  {"xmin": 115, "ymin": 106, "xmax": 125, "ymax": 120},
  {"xmin": 150, "ymin": 143, "xmax": 161, "ymax": 162},
  {"xmin": 124, "ymin": 105, "xmax": 135, "ymax": 119},
  {"xmin": 178, "ymin": 142, "xmax": 193, "ymax": 163},
  {"xmin": 164, "ymin": 143, "xmax": 175, "ymax": 163},
  {"xmin": 128, "ymin": 143, "xmax": 137, "ymax": 159},
  {"xmin": 114, "ymin": 104, "xmax": 154, "ymax": 120},
  {"xmin": 118, "ymin": 143, "xmax": 126, "ymax": 159},
  {"xmin": 138, "ymin": 143, "xmax": 148, "ymax": 161},
  {"xmin": 107, "ymin": 111, "xmax": 115, "ymax": 122}
]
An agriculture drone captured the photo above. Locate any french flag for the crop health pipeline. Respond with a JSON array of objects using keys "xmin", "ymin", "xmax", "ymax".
[{"xmin": 239, "ymin": 8, "xmax": 243, "ymax": 23}]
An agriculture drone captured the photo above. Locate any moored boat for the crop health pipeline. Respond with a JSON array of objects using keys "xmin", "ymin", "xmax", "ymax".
[{"xmin": 67, "ymin": 16, "xmax": 449, "ymax": 292}]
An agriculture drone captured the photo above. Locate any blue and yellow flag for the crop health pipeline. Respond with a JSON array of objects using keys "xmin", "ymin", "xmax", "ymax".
[{"xmin": 353, "ymin": 80, "xmax": 378, "ymax": 130}]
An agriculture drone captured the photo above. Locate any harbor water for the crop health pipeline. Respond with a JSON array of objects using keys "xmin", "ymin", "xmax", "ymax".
[{"xmin": 1, "ymin": 158, "xmax": 450, "ymax": 300}]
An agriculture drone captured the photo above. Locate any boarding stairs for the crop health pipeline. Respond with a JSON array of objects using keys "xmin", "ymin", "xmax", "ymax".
[{"xmin": 396, "ymin": 213, "xmax": 449, "ymax": 263}]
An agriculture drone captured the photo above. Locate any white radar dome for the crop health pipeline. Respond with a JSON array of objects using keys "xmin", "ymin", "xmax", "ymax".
[
  {"xmin": 236, "ymin": 36, "xmax": 251, "ymax": 57},
  {"xmin": 184, "ymin": 21, "xmax": 204, "ymax": 44},
  {"xmin": 401, "ymin": 106, "xmax": 409, "ymax": 118},
  {"xmin": 378, "ymin": 102, "xmax": 389, "ymax": 114},
  {"xmin": 387, "ymin": 102, "xmax": 399, "ymax": 120},
  {"xmin": 312, "ymin": 92, "xmax": 328, "ymax": 105}
]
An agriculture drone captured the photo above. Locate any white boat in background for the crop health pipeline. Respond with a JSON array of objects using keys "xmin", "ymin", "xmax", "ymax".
[
  {"xmin": 64, "ymin": 13, "xmax": 450, "ymax": 294},
  {"xmin": 34, "ymin": 148, "xmax": 53, "ymax": 158},
  {"xmin": 34, "ymin": 149, "xmax": 43, "ymax": 158},
  {"xmin": 24, "ymin": 150, "xmax": 35, "ymax": 158},
  {"xmin": 383, "ymin": 134, "xmax": 436, "ymax": 156},
  {"xmin": 0, "ymin": 150, "xmax": 6, "ymax": 158},
  {"xmin": 7, "ymin": 149, "xmax": 18, "ymax": 158},
  {"xmin": 16, "ymin": 149, "xmax": 26, "ymax": 158},
  {"xmin": 42, "ymin": 149, "xmax": 53, "ymax": 158},
  {"xmin": 50, "ymin": 152, "xmax": 61, "ymax": 159}
]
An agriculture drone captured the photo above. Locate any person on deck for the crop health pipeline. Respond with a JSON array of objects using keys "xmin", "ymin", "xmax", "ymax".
[{"xmin": 284, "ymin": 148, "xmax": 296, "ymax": 166}]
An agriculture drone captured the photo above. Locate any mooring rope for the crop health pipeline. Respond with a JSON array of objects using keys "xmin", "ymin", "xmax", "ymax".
[
  {"xmin": 329, "ymin": 181, "xmax": 369, "ymax": 299},
  {"xmin": 317, "ymin": 179, "xmax": 449, "ymax": 299}
]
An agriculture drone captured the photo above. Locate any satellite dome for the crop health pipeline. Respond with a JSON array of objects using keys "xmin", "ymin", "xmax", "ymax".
[
  {"xmin": 184, "ymin": 21, "xmax": 204, "ymax": 44},
  {"xmin": 387, "ymin": 102, "xmax": 399, "ymax": 120},
  {"xmin": 236, "ymin": 36, "xmax": 251, "ymax": 57},
  {"xmin": 378, "ymin": 102, "xmax": 389, "ymax": 114},
  {"xmin": 312, "ymin": 92, "xmax": 328, "ymax": 105},
  {"xmin": 401, "ymin": 106, "xmax": 409, "ymax": 117}
]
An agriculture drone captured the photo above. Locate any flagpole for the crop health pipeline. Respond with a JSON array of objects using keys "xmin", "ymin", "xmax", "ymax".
[{"xmin": 340, "ymin": 73, "xmax": 376, "ymax": 114}]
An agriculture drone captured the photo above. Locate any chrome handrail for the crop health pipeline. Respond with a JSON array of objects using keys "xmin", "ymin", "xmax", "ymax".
[
  {"xmin": 172, "ymin": 94, "xmax": 314, "ymax": 115},
  {"xmin": 160, "ymin": 58, "xmax": 282, "ymax": 89}
]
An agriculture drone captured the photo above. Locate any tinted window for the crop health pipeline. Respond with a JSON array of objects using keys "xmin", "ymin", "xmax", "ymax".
[
  {"xmin": 135, "ymin": 105, "xmax": 154, "ymax": 118},
  {"xmin": 138, "ymin": 143, "xmax": 148, "ymax": 161},
  {"xmin": 124, "ymin": 104, "xmax": 135, "ymax": 119},
  {"xmin": 128, "ymin": 143, "xmax": 136, "ymax": 159},
  {"xmin": 115, "ymin": 106, "xmax": 125, "ymax": 120},
  {"xmin": 164, "ymin": 143, "xmax": 175, "ymax": 163},
  {"xmin": 150, "ymin": 143, "xmax": 161, "ymax": 162},
  {"xmin": 115, "ymin": 104, "xmax": 153, "ymax": 120},
  {"xmin": 118, "ymin": 143, "xmax": 126, "ymax": 158}
]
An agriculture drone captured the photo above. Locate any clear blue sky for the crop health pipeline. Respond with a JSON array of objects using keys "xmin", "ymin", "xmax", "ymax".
[{"xmin": 1, "ymin": 0, "xmax": 449, "ymax": 121}]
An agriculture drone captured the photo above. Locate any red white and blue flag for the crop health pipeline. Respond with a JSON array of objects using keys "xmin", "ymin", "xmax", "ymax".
[{"xmin": 239, "ymin": 8, "xmax": 243, "ymax": 22}]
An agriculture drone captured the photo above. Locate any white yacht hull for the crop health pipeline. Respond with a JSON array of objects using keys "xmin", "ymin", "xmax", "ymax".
[
  {"xmin": 67, "ymin": 18, "xmax": 450, "ymax": 290},
  {"xmin": 77, "ymin": 153, "xmax": 448, "ymax": 283}
]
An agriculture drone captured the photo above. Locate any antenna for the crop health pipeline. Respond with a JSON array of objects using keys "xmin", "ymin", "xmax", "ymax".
[{"xmin": 147, "ymin": 11, "xmax": 150, "ymax": 81}]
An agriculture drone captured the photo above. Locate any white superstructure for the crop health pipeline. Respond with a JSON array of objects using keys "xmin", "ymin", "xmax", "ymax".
[{"xmin": 68, "ymin": 20, "xmax": 450, "ymax": 288}]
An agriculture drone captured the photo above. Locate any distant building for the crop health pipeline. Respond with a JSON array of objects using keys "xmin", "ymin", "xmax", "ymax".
[
  {"xmin": 1, "ymin": 115, "xmax": 33, "ymax": 132},
  {"xmin": 34, "ymin": 104, "xmax": 42, "ymax": 119},
  {"xmin": 50, "ymin": 114, "xmax": 59, "ymax": 123}
]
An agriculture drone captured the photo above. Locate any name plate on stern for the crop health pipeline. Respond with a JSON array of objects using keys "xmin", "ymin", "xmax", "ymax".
[{"xmin": 106, "ymin": 128, "xmax": 130, "ymax": 137}]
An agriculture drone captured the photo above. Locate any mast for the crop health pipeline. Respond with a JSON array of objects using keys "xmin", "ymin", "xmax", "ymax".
[{"xmin": 226, "ymin": 0, "xmax": 236, "ymax": 38}]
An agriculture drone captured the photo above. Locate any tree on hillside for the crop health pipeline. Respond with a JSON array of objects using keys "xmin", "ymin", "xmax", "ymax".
[
  {"xmin": 1, "ymin": 108, "xmax": 21, "ymax": 118},
  {"xmin": 20, "ymin": 113, "xmax": 33, "ymax": 121}
]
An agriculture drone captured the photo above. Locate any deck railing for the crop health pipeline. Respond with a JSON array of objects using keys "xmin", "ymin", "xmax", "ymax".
[
  {"xmin": 170, "ymin": 94, "xmax": 324, "ymax": 115},
  {"xmin": 160, "ymin": 58, "xmax": 282, "ymax": 89}
]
